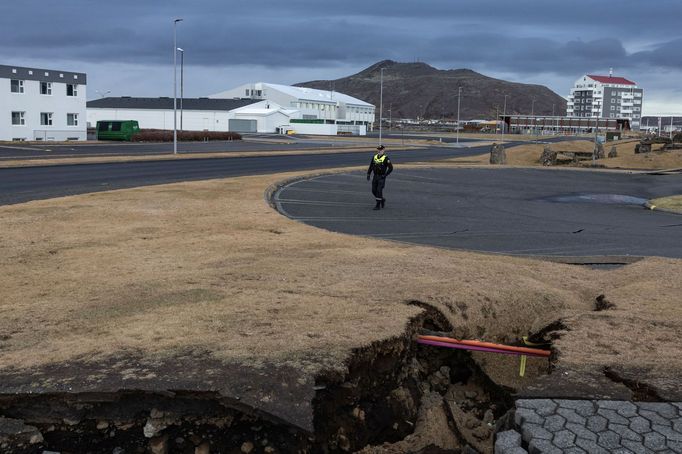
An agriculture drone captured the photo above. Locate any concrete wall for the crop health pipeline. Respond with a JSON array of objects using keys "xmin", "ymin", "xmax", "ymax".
[{"xmin": 1, "ymin": 77, "xmax": 86, "ymax": 141}]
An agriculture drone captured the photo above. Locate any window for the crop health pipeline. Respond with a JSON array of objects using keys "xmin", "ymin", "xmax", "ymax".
[
  {"xmin": 40, "ymin": 82, "xmax": 52, "ymax": 95},
  {"xmin": 111, "ymin": 122, "xmax": 122, "ymax": 131},
  {"xmin": 10, "ymin": 79, "xmax": 24, "ymax": 93},
  {"xmin": 40, "ymin": 112, "xmax": 53, "ymax": 126},
  {"xmin": 245, "ymin": 89, "xmax": 250, "ymax": 96},
  {"xmin": 609, "ymin": 113, "xmax": 615, "ymax": 118},
  {"xmin": 67, "ymin": 113, "xmax": 79, "ymax": 126},
  {"xmin": 66, "ymin": 84, "xmax": 78, "ymax": 96},
  {"xmin": 11, "ymin": 111, "xmax": 25, "ymax": 125},
  {"xmin": 634, "ymin": 107, "xmax": 640, "ymax": 112},
  {"xmin": 611, "ymin": 106, "xmax": 616, "ymax": 111}
]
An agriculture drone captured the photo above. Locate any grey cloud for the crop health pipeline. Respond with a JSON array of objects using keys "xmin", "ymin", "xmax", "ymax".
[{"xmin": 1, "ymin": 0, "xmax": 681, "ymax": 77}]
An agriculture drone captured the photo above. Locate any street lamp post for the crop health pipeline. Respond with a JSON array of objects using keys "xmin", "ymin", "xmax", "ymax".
[
  {"xmin": 379, "ymin": 67, "xmax": 384, "ymax": 146},
  {"xmin": 388, "ymin": 103, "xmax": 392, "ymax": 131},
  {"xmin": 502, "ymin": 94, "xmax": 508, "ymax": 139},
  {"xmin": 177, "ymin": 47, "xmax": 184, "ymax": 132},
  {"xmin": 456, "ymin": 86, "xmax": 462, "ymax": 145},
  {"xmin": 531, "ymin": 97, "xmax": 536, "ymax": 135},
  {"xmin": 173, "ymin": 18, "xmax": 183, "ymax": 155}
]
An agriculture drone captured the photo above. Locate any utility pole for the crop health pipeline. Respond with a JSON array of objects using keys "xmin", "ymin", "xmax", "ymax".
[
  {"xmin": 456, "ymin": 86, "xmax": 462, "ymax": 145},
  {"xmin": 388, "ymin": 103, "xmax": 392, "ymax": 131},
  {"xmin": 177, "ymin": 47, "xmax": 184, "ymax": 132},
  {"xmin": 593, "ymin": 116, "xmax": 599, "ymax": 166},
  {"xmin": 531, "ymin": 97, "xmax": 536, "ymax": 135},
  {"xmin": 502, "ymin": 94, "xmax": 508, "ymax": 140},
  {"xmin": 379, "ymin": 67, "xmax": 384, "ymax": 146},
  {"xmin": 173, "ymin": 18, "xmax": 183, "ymax": 155},
  {"xmin": 671, "ymin": 116, "xmax": 674, "ymax": 143}
]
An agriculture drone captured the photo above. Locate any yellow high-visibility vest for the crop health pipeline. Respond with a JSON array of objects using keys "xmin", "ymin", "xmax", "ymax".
[{"xmin": 373, "ymin": 154, "xmax": 387, "ymax": 165}]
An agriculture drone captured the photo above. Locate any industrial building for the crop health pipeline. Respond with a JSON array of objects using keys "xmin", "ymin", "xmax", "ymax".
[
  {"xmin": 87, "ymin": 83, "xmax": 375, "ymax": 136},
  {"xmin": 566, "ymin": 73, "xmax": 643, "ymax": 130},
  {"xmin": 210, "ymin": 82, "xmax": 375, "ymax": 135},
  {"xmin": 86, "ymin": 97, "xmax": 282, "ymax": 133},
  {"xmin": 1, "ymin": 64, "xmax": 87, "ymax": 141},
  {"xmin": 501, "ymin": 115, "xmax": 630, "ymax": 135}
]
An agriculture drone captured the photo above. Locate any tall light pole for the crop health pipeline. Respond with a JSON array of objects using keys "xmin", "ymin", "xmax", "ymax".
[
  {"xmin": 388, "ymin": 103, "xmax": 392, "ymax": 131},
  {"xmin": 502, "ymin": 94, "xmax": 508, "ymax": 139},
  {"xmin": 456, "ymin": 86, "xmax": 462, "ymax": 145},
  {"xmin": 173, "ymin": 18, "xmax": 183, "ymax": 155},
  {"xmin": 177, "ymin": 47, "xmax": 184, "ymax": 132},
  {"xmin": 531, "ymin": 97, "xmax": 536, "ymax": 135},
  {"xmin": 379, "ymin": 67, "xmax": 384, "ymax": 146}
]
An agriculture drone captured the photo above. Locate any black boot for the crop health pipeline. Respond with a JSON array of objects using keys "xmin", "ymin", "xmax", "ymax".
[
  {"xmin": 373, "ymin": 200, "xmax": 381, "ymax": 210},
  {"xmin": 381, "ymin": 198, "xmax": 386, "ymax": 208}
]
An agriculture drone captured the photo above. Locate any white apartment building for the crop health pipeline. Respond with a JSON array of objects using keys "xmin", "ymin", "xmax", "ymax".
[
  {"xmin": 210, "ymin": 82, "xmax": 375, "ymax": 135},
  {"xmin": 0, "ymin": 64, "xmax": 87, "ymax": 141},
  {"xmin": 566, "ymin": 73, "xmax": 644, "ymax": 130}
]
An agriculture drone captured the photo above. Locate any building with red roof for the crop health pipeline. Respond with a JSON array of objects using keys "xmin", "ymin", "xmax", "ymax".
[{"xmin": 566, "ymin": 72, "xmax": 644, "ymax": 130}]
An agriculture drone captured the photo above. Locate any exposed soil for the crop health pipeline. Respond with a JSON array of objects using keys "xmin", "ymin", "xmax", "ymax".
[{"xmin": 0, "ymin": 308, "xmax": 531, "ymax": 453}]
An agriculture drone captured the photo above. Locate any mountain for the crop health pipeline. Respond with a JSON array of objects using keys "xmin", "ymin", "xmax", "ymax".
[{"xmin": 295, "ymin": 60, "xmax": 567, "ymax": 120}]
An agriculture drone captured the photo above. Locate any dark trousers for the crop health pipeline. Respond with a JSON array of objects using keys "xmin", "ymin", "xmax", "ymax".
[{"xmin": 372, "ymin": 176, "xmax": 386, "ymax": 200}]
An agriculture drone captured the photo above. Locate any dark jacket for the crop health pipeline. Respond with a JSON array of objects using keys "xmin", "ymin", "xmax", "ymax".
[{"xmin": 367, "ymin": 153, "xmax": 393, "ymax": 179}]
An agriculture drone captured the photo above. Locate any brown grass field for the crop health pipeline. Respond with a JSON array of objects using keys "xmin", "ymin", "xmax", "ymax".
[
  {"xmin": 0, "ymin": 167, "xmax": 681, "ymax": 398},
  {"xmin": 447, "ymin": 139, "xmax": 682, "ymax": 170}
]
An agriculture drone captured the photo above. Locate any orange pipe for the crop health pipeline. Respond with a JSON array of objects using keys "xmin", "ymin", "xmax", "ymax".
[{"xmin": 418, "ymin": 335, "xmax": 551, "ymax": 358}]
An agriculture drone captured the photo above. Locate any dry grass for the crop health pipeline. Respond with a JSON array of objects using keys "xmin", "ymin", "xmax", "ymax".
[
  {"xmin": 446, "ymin": 139, "xmax": 682, "ymax": 171},
  {"xmin": 597, "ymin": 142, "xmax": 682, "ymax": 170},
  {"xmin": 0, "ymin": 168, "xmax": 681, "ymax": 393},
  {"xmin": 649, "ymin": 195, "xmax": 682, "ymax": 214},
  {"xmin": 446, "ymin": 140, "xmax": 595, "ymax": 166}
]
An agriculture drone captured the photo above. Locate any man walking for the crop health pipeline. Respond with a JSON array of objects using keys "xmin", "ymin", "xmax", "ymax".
[{"xmin": 367, "ymin": 145, "xmax": 393, "ymax": 210}]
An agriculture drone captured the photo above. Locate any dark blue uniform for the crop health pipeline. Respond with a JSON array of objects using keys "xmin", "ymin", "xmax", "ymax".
[{"xmin": 367, "ymin": 152, "xmax": 393, "ymax": 209}]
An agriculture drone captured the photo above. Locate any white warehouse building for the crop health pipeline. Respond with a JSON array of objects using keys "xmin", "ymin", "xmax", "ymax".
[
  {"xmin": 210, "ymin": 82, "xmax": 375, "ymax": 135},
  {"xmin": 1, "ymin": 64, "xmax": 87, "ymax": 141}
]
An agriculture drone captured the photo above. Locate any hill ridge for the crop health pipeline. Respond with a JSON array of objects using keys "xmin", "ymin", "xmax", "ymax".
[{"xmin": 296, "ymin": 60, "xmax": 566, "ymax": 120}]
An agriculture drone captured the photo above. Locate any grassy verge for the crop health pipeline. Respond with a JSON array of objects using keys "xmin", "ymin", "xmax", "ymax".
[
  {"xmin": 445, "ymin": 139, "xmax": 682, "ymax": 170},
  {"xmin": 649, "ymin": 195, "xmax": 682, "ymax": 214},
  {"xmin": 0, "ymin": 167, "xmax": 680, "ymax": 394}
]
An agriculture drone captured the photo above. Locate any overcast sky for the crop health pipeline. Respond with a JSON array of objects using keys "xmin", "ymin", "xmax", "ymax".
[{"xmin": 2, "ymin": 0, "xmax": 681, "ymax": 114}]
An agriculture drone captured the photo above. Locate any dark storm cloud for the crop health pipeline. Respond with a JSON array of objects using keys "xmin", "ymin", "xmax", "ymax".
[{"xmin": 1, "ymin": 0, "xmax": 681, "ymax": 74}]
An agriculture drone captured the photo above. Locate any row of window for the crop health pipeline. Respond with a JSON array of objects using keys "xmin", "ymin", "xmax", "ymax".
[
  {"xmin": 10, "ymin": 79, "xmax": 79, "ymax": 96},
  {"xmin": 11, "ymin": 111, "xmax": 79, "ymax": 126},
  {"xmin": 609, "ymin": 106, "xmax": 641, "ymax": 112}
]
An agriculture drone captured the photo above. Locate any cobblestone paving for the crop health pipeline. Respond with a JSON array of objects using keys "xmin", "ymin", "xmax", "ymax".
[{"xmin": 495, "ymin": 399, "xmax": 682, "ymax": 453}]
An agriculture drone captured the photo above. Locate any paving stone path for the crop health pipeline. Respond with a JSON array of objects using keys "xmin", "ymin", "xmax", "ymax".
[{"xmin": 495, "ymin": 399, "xmax": 682, "ymax": 453}]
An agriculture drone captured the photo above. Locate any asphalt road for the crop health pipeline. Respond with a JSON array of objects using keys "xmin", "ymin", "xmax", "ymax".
[
  {"xmin": 274, "ymin": 168, "xmax": 682, "ymax": 259},
  {"xmin": 0, "ymin": 144, "xmax": 490, "ymax": 205},
  {"xmin": 0, "ymin": 138, "xmax": 340, "ymax": 160}
]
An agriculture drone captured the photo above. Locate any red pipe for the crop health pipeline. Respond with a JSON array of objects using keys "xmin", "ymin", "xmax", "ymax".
[
  {"xmin": 418, "ymin": 335, "xmax": 550, "ymax": 357},
  {"xmin": 417, "ymin": 339, "xmax": 548, "ymax": 357}
]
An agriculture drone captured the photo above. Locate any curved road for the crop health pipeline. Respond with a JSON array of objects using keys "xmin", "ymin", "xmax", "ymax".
[
  {"xmin": 0, "ymin": 144, "xmax": 492, "ymax": 205},
  {"xmin": 274, "ymin": 167, "xmax": 682, "ymax": 259}
]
